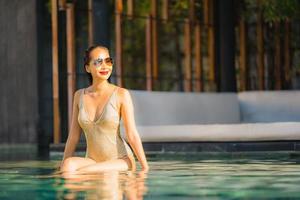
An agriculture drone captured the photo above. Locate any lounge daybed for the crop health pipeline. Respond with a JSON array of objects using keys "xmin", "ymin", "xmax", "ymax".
[{"xmin": 120, "ymin": 90, "xmax": 300, "ymax": 143}]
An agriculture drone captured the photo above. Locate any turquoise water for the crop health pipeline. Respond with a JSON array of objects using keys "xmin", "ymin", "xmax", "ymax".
[{"xmin": 1, "ymin": 153, "xmax": 300, "ymax": 199}]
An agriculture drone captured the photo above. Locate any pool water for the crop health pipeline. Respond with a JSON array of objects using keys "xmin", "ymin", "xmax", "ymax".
[{"xmin": 1, "ymin": 152, "xmax": 300, "ymax": 199}]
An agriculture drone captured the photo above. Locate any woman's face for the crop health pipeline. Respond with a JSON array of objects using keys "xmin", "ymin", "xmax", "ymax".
[{"xmin": 86, "ymin": 47, "xmax": 113, "ymax": 81}]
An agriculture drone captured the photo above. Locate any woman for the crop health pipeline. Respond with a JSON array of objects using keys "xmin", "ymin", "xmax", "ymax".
[{"xmin": 59, "ymin": 45, "xmax": 149, "ymax": 174}]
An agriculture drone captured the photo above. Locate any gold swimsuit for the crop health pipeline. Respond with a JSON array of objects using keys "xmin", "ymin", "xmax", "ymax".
[{"xmin": 77, "ymin": 85, "xmax": 136, "ymax": 170}]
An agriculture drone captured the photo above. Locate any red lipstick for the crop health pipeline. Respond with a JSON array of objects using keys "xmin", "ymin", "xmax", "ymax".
[{"xmin": 99, "ymin": 71, "xmax": 109, "ymax": 75}]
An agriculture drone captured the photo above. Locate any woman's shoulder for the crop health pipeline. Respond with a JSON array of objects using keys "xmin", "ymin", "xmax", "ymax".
[
  {"xmin": 73, "ymin": 88, "xmax": 85, "ymax": 104},
  {"xmin": 115, "ymin": 85, "xmax": 132, "ymax": 104},
  {"xmin": 74, "ymin": 88, "xmax": 85, "ymax": 96},
  {"xmin": 115, "ymin": 85, "xmax": 129, "ymax": 95}
]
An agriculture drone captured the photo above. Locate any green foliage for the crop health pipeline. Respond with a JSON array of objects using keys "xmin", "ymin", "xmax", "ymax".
[
  {"xmin": 133, "ymin": 1, "xmax": 151, "ymax": 16},
  {"xmin": 244, "ymin": 0, "xmax": 300, "ymax": 22},
  {"xmin": 261, "ymin": 0, "xmax": 300, "ymax": 22},
  {"xmin": 170, "ymin": 0, "xmax": 189, "ymax": 18}
]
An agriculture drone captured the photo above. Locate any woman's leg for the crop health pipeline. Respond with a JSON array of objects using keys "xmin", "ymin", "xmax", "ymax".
[
  {"xmin": 60, "ymin": 156, "xmax": 97, "ymax": 173},
  {"xmin": 76, "ymin": 158, "xmax": 129, "ymax": 174}
]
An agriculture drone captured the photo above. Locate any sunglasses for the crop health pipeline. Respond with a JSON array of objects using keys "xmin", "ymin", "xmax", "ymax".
[{"xmin": 90, "ymin": 57, "xmax": 113, "ymax": 68}]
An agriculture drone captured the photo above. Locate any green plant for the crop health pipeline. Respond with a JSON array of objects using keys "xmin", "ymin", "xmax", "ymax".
[{"xmin": 244, "ymin": 0, "xmax": 300, "ymax": 22}]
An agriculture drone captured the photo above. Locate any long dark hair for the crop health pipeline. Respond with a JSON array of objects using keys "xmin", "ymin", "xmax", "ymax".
[{"xmin": 83, "ymin": 45, "xmax": 109, "ymax": 84}]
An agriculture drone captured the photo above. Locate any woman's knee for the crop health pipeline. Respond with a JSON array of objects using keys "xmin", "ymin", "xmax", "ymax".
[
  {"xmin": 61, "ymin": 157, "xmax": 97, "ymax": 173},
  {"xmin": 61, "ymin": 157, "xmax": 79, "ymax": 172}
]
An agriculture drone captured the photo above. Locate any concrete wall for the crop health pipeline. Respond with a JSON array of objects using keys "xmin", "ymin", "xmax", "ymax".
[{"xmin": 0, "ymin": 0, "xmax": 38, "ymax": 143}]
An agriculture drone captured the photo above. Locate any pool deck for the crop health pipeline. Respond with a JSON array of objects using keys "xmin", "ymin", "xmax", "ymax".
[
  {"xmin": 49, "ymin": 141, "xmax": 300, "ymax": 153},
  {"xmin": 2, "ymin": 142, "xmax": 300, "ymax": 161}
]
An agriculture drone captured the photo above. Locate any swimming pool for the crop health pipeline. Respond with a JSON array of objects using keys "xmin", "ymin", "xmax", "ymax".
[{"xmin": 1, "ymin": 152, "xmax": 300, "ymax": 199}]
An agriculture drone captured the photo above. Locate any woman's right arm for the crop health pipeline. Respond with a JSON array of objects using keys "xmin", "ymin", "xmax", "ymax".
[{"xmin": 59, "ymin": 89, "xmax": 82, "ymax": 168}]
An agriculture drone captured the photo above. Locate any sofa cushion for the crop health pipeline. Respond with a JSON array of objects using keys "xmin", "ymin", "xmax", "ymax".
[
  {"xmin": 238, "ymin": 91, "xmax": 300, "ymax": 123},
  {"xmin": 130, "ymin": 122, "xmax": 300, "ymax": 142},
  {"xmin": 128, "ymin": 90, "xmax": 240, "ymax": 125}
]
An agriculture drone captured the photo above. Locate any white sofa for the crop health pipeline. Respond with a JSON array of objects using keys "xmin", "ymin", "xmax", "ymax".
[{"xmin": 120, "ymin": 90, "xmax": 300, "ymax": 142}]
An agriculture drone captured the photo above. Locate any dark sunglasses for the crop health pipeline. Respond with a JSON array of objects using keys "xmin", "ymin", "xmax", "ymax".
[{"xmin": 91, "ymin": 57, "xmax": 113, "ymax": 67}]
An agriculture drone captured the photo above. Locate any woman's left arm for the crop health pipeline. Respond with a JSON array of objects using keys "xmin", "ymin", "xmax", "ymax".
[{"xmin": 119, "ymin": 88, "xmax": 149, "ymax": 171}]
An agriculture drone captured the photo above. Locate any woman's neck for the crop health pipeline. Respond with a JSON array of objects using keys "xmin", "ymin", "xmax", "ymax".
[{"xmin": 90, "ymin": 79, "xmax": 110, "ymax": 92}]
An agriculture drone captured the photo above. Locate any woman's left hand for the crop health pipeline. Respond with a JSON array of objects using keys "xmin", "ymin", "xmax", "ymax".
[{"xmin": 141, "ymin": 165, "xmax": 149, "ymax": 172}]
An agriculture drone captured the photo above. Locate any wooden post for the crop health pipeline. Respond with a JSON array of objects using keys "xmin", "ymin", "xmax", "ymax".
[
  {"xmin": 256, "ymin": 0, "xmax": 264, "ymax": 90},
  {"xmin": 239, "ymin": 18, "xmax": 247, "ymax": 91},
  {"xmin": 66, "ymin": 3, "xmax": 76, "ymax": 130},
  {"xmin": 115, "ymin": 0, "xmax": 123, "ymax": 87},
  {"xmin": 51, "ymin": 0, "xmax": 61, "ymax": 144},
  {"xmin": 203, "ymin": 0, "xmax": 209, "ymax": 25},
  {"xmin": 146, "ymin": 15, "xmax": 153, "ymax": 91},
  {"xmin": 182, "ymin": 0, "xmax": 195, "ymax": 92},
  {"xmin": 127, "ymin": 0, "xmax": 133, "ymax": 19},
  {"xmin": 204, "ymin": 0, "xmax": 216, "ymax": 86},
  {"xmin": 284, "ymin": 19, "xmax": 291, "ymax": 89},
  {"xmin": 58, "ymin": 0, "xmax": 66, "ymax": 10},
  {"xmin": 189, "ymin": 0, "xmax": 195, "ymax": 21},
  {"xmin": 194, "ymin": 21, "xmax": 202, "ymax": 92},
  {"xmin": 274, "ymin": 21, "xmax": 282, "ymax": 90},
  {"xmin": 151, "ymin": 0, "xmax": 158, "ymax": 88},
  {"xmin": 184, "ymin": 19, "xmax": 192, "ymax": 92},
  {"xmin": 207, "ymin": 0, "xmax": 215, "ymax": 88},
  {"xmin": 88, "ymin": 0, "xmax": 94, "ymax": 46},
  {"xmin": 162, "ymin": 0, "xmax": 169, "ymax": 22}
]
